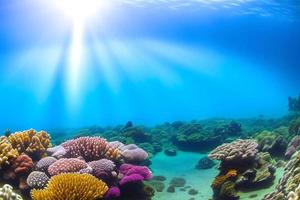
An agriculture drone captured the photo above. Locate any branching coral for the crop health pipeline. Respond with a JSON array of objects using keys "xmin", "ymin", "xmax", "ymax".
[
  {"xmin": 31, "ymin": 173, "xmax": 108, "ymax": 200},
  {"xmin": 0, "ymin": 184, "xmax": 23, "ymax": 200},
  {"xmin": 8, "ymin": 129, "xmax": 51, "ymax": 159},
  {"xmin": 49, "ymin": 137, "xmax": 121, "ymax": 161},
  {"xmin": 0, "ymin": 137, "xmax": 19, "ymax": 168},
  {"xmin": 12, "ymin": 154, "xmax": 34, "ymax": 175}
]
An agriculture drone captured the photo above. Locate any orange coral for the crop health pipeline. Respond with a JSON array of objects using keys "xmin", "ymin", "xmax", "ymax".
[
  {"xmin": 211, "ymin": 169, "xmax": 238, "ymax": 189},
  {"xmin": 0, "ymin": 136, "xmax": 19, "ymax": 168},
  {"xmin": 31, "ymin": 173, "xmax": 108, "ymax": 200},
  {"xmin": 8, "ymin": 129, "xmax": 51, "ymax": 159}
]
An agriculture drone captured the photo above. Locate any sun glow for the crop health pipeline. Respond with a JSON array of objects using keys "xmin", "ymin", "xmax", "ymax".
[{"xmin": 58, "ymin": 0, "xmax": 102, "ymax": 22}]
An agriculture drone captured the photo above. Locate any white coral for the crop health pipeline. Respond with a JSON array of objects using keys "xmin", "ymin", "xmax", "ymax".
[{"xmin": 0, "ymin": 184, "xmax": 23, "ymax": 200}]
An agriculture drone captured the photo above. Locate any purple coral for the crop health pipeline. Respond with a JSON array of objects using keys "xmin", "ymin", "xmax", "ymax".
[
  {"xmin": 36, "ymin": 156, "xmax": 57, "ymax": 172},
  {"xmin": 88, "ymin": 159, "xmax": 116, "ymax": 179},
  {"xmin": 119, "ymin": 164, "xmax": 152, "ymax": 186},
  {"xmin": 111, "ymin": 142, "xmax": 148, "ymax": 163},
  {"xmin": 105, "ymin": 186, "xmax": 121, "ymax": 198},
  {"xmin": 27, "ymin": 171, "xmax": 49, "ymax": 189},
  {"xmin": 48, "ymin": 158, "xmax": 92, "ymax": 176},
  {"xmin": 209, "ymin": 139, "xmax": 258, "ymax": 162},
  {"xmin": 285, "ymin": 136, "xmax": 300, "ymax": 158},
  {"xmin": 48, "ymin": 137, "xmax": 121, "ymax": 161}
]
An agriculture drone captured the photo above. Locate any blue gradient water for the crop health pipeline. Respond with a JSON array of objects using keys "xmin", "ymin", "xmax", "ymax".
[{"xmin": 0, "ymin": 0, "xmax": 300, "ymax": 130}]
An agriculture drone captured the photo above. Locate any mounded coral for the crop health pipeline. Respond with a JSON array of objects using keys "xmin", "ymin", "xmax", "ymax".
[
  {"xmin": 48, "ymin": 137, "xmax": 121, "ymax": 161},
  {"xmin": 0, "ymin": 137, "xmax": 19, "ymax": 168},
  {"xmin": 88, "ymin": 158, "xmax": 116, "ymax": 180},
  {"xmin": 27, "ymin": 171, "xmax": 49, "ymax": 189},
  {"xmin": 12, "ymin": 154, "xmax": 34, "ymax": 175},
  {"xmin": 8, "ymin": 129, "xmax": 51, "ymax": 159},
  {"xmin": 119, "ymin": 164, "xmax": 152, "ymax": 186},
  {"xmin": 209, "ymin": 139, "xmax": 258, "ymax": 163},
  {"xmin": 195, "ymin": 156, "xmax": 216, "ymax": 170},
  {"xmin": 36, "ymin": 156, "xmax": 57, "ymax": 172},
  {"xmin": 31, "ymin": 173, "xmax": 108, "ymax": 200},
  {"xmin": 0, "ymin": 184, "xmax": 23, "ymax": 200},
  {"xmin": 48, "ymin": 158, "xmax": 91, "ymax": 176}
]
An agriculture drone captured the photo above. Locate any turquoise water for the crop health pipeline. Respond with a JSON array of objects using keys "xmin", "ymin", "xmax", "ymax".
[{"xmin": 0, "ymin": 0, "xmax": 300, "ymax": 130}]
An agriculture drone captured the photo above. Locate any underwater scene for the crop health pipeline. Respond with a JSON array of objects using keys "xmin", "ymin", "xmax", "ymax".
[{"xmin": 1, "ymin": 0, "xmax": 300, "ymax": 200}]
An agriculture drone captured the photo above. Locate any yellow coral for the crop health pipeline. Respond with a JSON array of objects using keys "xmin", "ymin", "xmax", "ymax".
[
  {"xmin": 211, "ymin": 169, "xmax": 238, "ymax": 189},
  {"xmin": 0, "ymin": 136, "xmax": 19, "ymax": 168},
  {"xmin": 8, "ymin": 129, "xmax": 51, "ymax": 159},
  {"xmin": 31, "ymin": 173, "xmax": 108, "ymax": 200}
]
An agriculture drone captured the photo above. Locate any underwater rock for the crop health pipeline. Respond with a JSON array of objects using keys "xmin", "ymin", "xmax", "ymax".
[
  {"xmin": 170, "ymin": 177, "xmax": 186, "ymax": 187},
  {"xmin": 148, "ymin": 181, "xmax": 165, "ymax": 192},
  {"xmin": 167, "ymin": 185, "xmax": 175, "ymax": 193},
  {"xmin": 188, "ymin": 188, "xmax": 198, "ymax": 195},
  {"xmin": 152, "ymin": 175, "xmax": 166, "ymax": 181},
  {"xmin": 195, "ymin": 156, "xmax": 216, "ymax": 170},
  {"xmin": 164, "ymin": 148, "xmax": 177, "ymax": 156}
]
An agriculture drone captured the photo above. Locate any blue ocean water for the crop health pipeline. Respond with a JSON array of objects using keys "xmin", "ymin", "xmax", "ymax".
[{"xmin": 0, "ymin": 0, "xmax": 300, "ymax": 130}]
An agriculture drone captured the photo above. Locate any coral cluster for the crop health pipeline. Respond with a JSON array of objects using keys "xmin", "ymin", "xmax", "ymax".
[
  {"xmin": 210, "ymin": 139, "xmax": 276, "ymax": 200},
  {"xmin": 48, "ymin": 137, "xmax": 121, "ymax": 161},
  {"xmin": 8, "ymin": 129, "xmax": 51, "ymax": 159},
  {"xmin": 31, "ymin": 173, "xmax": 108, "ymax": 200},
  {"xmin": 27, "ymin": 171, "xmax": 49, "ymax": 189},
  {"xmin": 47, "ymin": 158, "xmax": 92, "ymax": 176}
]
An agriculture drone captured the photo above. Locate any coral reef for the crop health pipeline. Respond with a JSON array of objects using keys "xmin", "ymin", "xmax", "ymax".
[
  {"xmin": 26, "ymin": 171, "xmax": 49, "ymax": 189},
  {"xmin": 31, "ymin": 173, "xmax": 108, "ymax": 200},
  {"xmin": 0, "ymin": 137, "xmax": 19, "ymax": 168},
  {"xmin": 48, "ymin": 158, "xmax": 91, "ymax": 176},
  {"xmin": 8, "ymin": 129, "xmax": 51, "ymax": 160},
  {"xmin": 289, "ymin": 117, "xmax": 300, "ymax": 136},
  {"xmin": 264, "ymin": 150, "xmax": 300, "ymax": 200},
  {"xmin": 0, "ymin": 184, "xmax": 23, "ymax": 200},
  {"xmin": 285, "ymin": 135, "xmax": 300, "ymax": 159},
  {"xmin": 48, "ymin": 136, "xmax": 121, "ymax": 161}
]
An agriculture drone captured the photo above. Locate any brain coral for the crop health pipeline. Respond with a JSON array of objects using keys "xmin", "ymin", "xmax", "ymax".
[
  {"xmin": 0, "ymin": 137, "xmax": 19, "ymax": 168},
  {"xmin": 36, "ymin": 156, "xmax": 57, "ymax": 172},
  {"xmin": 31, "ymin": 173, "xmax": 108, "ymax": 200},
  {"xmin": 27, "ymin": 171, "xmax": 49, "ymax": 189},
  {"xmin": 49, "ymin": 137, "xmax": 121, "ymax": 161},
  {"xmin": 209, "ymin": 139, "xmax": 258, "ymax": 162},
  {"xmin": 48, "ymin": 158, "xmax": 91, "ymax": 176},
  {"xmin": 8, "ymin": 129, "xmax": 51, "ymax": 159}
]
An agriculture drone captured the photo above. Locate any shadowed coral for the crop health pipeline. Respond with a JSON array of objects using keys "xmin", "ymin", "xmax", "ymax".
[
  {"xmin": 88, "ymin": 158, "xmax": 116, "ymax": 179},
  {"xmin": 48, "ymin": 137, "xmax": 121, "ymax": 161},
  {"xmin": 0, "ymin": 136, "xmax": 19, "ymax": 168},
  {"xmin": 31, "ymin": 173, "xmax": 108, "ymax": 200},
  {"xmin": 36, "ymin": 156, "xmax": 57, "ymax": 172},
  {"xmin": 48, "ymin": 158, "xmax": 91, "ymax": 176},
  {"xmin": 211, "ymin": 169, "xmax": 238, "ymax": 189},
  {"xmin": 27, "ymin": 171, "xmax": 49, "ymax": 189},
  {"xmin": 8, "ymin": 129, "xmax": 51, "ymax": 159}
]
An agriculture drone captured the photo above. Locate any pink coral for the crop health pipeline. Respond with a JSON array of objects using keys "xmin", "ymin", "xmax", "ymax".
[
  {"xmin": 48, "ymin": 158, "xmax": 92, "ymax": 176},
  {"xmin": 36, "ymin": 156, "xmax": 57, "ymax": 172},
  {"xmin": 88, "ymin": 159, "xmax": 116, "ymax": 179},
  {"xmin": 209, "ymin": 139, "xmax": 258, "ymax": 162},
  {"xmin": 285, "ymin": 136, "xmax": 300, "ymax": 158},
  {"xmin": 48, "ymin": 137, "xmax": 121, "ymax": 161},
  {"xmin": 119, "ymin": 164, "xmax": 152, "ymax": 186},
  {"xmin": 105, "ymin": 186, "xmax": 121, "ymax": 198},
  {"xmin": 109, "ymin": 142, "xmax": 148, "ymax": 162}
]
